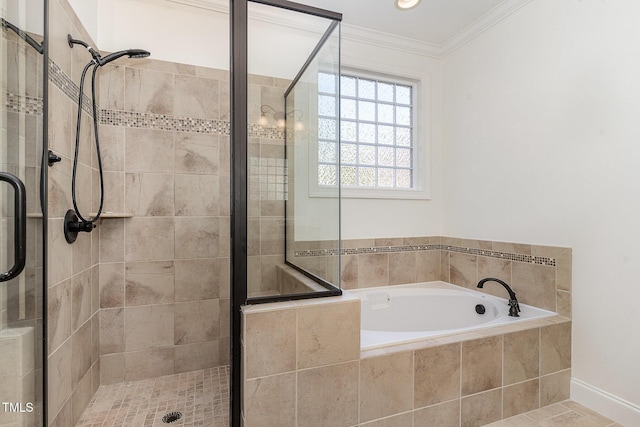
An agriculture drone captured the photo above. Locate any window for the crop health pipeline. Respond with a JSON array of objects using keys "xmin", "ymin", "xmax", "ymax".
[{"xmin": 317, "ymin": 70, "xmax": 418, "ymax": 193}]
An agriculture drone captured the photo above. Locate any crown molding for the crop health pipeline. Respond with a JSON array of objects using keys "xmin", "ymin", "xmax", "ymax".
[
  {"xmin": 165, "ymin": 0, "xmax": 532, "ymax": 59},
  {"xmin": 440, "ymin": 0, "xmax": 532, "ymax": 57}
]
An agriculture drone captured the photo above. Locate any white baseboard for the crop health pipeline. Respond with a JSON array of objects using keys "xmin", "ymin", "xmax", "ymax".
[{"xmin": 571, "ymin": 378, "xmax": 640, "ymax": 426}]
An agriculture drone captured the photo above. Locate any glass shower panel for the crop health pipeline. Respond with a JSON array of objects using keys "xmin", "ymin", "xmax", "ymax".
[
  {"xmin": 0, "ymin": 0, "xmax": 45, "ymax": 425},
  {"xmin": 246, "ymin": 1, "xmax": 340, "ymax": 300},
  {"xmin": 284, "ymin": 23, "xmax": 340, "ymax": 290}
]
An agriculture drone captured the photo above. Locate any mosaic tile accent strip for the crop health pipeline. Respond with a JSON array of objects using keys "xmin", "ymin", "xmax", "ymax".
[
  {"xmin": 75, "ymin": 366, "xmax": 229, "ymax": 427},
  {"xmin": 48, "ymin": 59, "xmax": 96, "ymax": 117},
  {"xmin": 294, "ymin": 244, "xmax": 557, "ymax": 266},
  {"xmin": 48, "ymin": 59, "xmax": 285, "ymax": 138},
  {"xmin": 3, "ymin": 92, "xmax": 43, "ymax": 116}
]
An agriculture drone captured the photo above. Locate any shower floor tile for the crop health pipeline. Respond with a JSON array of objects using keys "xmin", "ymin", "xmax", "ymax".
[{"xmin": 76, "ymin": 366, "xmax": 229, "ymax": 427}]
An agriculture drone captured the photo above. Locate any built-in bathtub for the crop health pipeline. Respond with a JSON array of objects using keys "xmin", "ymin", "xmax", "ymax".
[{"xmin": 348, "ymin": 281, "xmax": 556, "ymax": 350}]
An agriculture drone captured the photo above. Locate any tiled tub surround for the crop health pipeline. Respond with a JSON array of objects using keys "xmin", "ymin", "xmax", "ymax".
[{"xmin": 293, "ymin": 236, "xmax": 571, "ymax": 318}]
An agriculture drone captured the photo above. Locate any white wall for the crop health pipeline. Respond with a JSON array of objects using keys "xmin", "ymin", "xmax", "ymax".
[
  {"xmin": 443, "ymin": 0, "xmax": 640, "ymax": 423},
  {"xmin": 67, "ymin": 0, "xmax": 97, "ymax": 42}
]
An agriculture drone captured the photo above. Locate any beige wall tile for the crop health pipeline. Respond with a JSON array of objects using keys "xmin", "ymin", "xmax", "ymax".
[
  {"xmin": 71, "ymin": 369, "xmax": 92, "ymax": 425},
  {"xmin": 360, "ymin": 351, "xmax": 413, "ymax": 423},
  {"xmin": 174, "ymin": 299, "xmax": 220, "ymax": 345},
  {"xmin": 556, "ymin": 250, "xmax": 572, "ymax": 292},
  {"xmin": 125, "ymin": 261, "xmax": 175, "ymax": 306},
  {"xmin": 297, "ymin": 300, "xmax": 360, "ymax": 369},
  {"xmin": 125, "ymin": 173, "xmax": 174, "ymax": 216},
  {"xmin": 174, "ymin": 340, "xmax": 220, "ymax": 373},
  {"xmin": 416, "ymin": 250, "xmax": 440, "ymax": 282},
  {"xmin": 244, "ymin": 308, "xmax": 296, "ymax": 379},
  {"xmin": 48, "ymin": 279, "xmax": 71, "ymax": 353},
  {"xmin": 557, "ymin": 291, "xmax": 571, "ymax": 318},
  {"xmin": 124, "ymin": 68, "xmax": 174, "ymax": 115},
  {"xmin": 99, "ymin": 263, "xmax": 124, "ymax": 308},
  {"xmin": 503, "ymin": 379, "xmax": 539, "ymax": 418},
  {"xmin": 415, "ymin": 343, "xmax": 461, "ymax": 407},
  {"xmin": 540, "ymin": 369, "xmax": 571, "ymax": 406},
  {"xmin": 48, "ymin": 218, "xmax": 73, "ymax": 286},
  {"xmin": 244, "ymin": 373, "xmax": 296, "ymax": 427},
  {"xmin": 124, "ymin": 128, "xmax": 174, "ymax": 173},
  {"xmin": 389, "ymin": 252, "xmax": 417, "ymax": 285},
  {"xmin": 99, "ymin": 353, "xmax": 124, "ymax": 385},
  {"xmin": 124, "ymin": 304, "xmax": 174, "ymax": 351},
  {"xmin": 98, "ymin": 65, "xmax": 125, "ymax": 110},
  {"xmin": 414, "ymin": 400, "xmax": 460, "ymax": 427},
  {"xmin": 125, "ymin": 217, "xmax": 175, "ymax": 261},
  {"xmin": 48, "ymin": 165, "xmax": 72, "ymax": 219},
  {"xmin": 341, "ymin": 254, "xmax": 359, "ymax": 289},
  {"xmin": 174, "ymin": 217, "xmax": 218, "ymax": 259},
  {"xmin": 461, "ymin": 336, "xmax": 503, "ymax": 396},
  {"xmin": 174, "ymin": 75, "xmax": 219, "ymax": 119},
  {"xmin": 449, "ymin": 252, "xmax": 477, "ymax": 288},
  {"xmin": 492, "ymin": 241, "xmax": 531, "ymax": 255},
  {"xmin": 297, "ymin": 362, "xmax": 358, "ymax": 427},
  {"xmin": 71, "ymin": 321, "xmax": 92, "ymax": 389},
  {"xmin": 441, "ymin": 251, "xmax": 450, "ymax": 282},
  {"xmin": 99, "ymin": 218, "xmax": 124, "ymax": 262},
  {"xmin": 504, "ymin": 329, "xmax": 539, "ymax": 385},
  {"xmin": 512, "ymin": 262, "xmax": 556, "ymax": 312},
  {"xmin": 99, "ymin": 308, "xmax": 124, "ymax": 354},
  {"xmin": 477, "ymin": 257, "xmax": 511, "ymax": 298},
  {"xmin": 540, "ymin": 321, "xmax": 572, "ymax": 375},
  {"xmin": 47, "ymin": 337, "xmax": 72, "ymax": 421},
  {"xmin": 361, "ymin": 412, "xmax": 414, "ymax": 427},
  {"xmin": 175, "ymin": 258, "xmax": 219, "ymax": 302},
  {"xmin": 358, "ymin": 253, "xmax": 389, "ymax": 288},
  {"xmin": 461, "ymin": 388, "xmax": 502, "ymax": 427},
  {"xmin": 259, "ymin": 218, "xmax": 284, "ymax": 256},
  {"xmin": 102, "ymin": 171, "xmax": 125, "ymax": 214},
  {"xmin": 123, "ymin": 347, "xmax": 174, "ymax": 381},
  {"xmin": 71, "ymin": 269, "xmax": 92, "ymax": 331},
  {"xmin": 174, "ymin": 133, "xmax": 219, "ymax": 175},
  {"xmin": 175, "ymin": 174, "xmax": 219, "ymax": 216}
]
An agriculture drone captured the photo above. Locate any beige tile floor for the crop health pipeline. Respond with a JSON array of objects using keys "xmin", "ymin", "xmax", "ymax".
[
  {"xmin": 485, "ymin": 400, "xmax": 621, "ymax": 427},
  {"xmin": 75, "ymin": 366, "xmax": 228, "ymax": 427}
]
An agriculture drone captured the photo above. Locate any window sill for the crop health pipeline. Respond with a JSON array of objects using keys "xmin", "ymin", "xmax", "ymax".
[{"xmin": 310, "ymin": 187, "xmax": 431, "ymax": 200}]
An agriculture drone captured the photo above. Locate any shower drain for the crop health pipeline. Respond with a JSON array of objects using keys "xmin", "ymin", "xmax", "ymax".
[{"xmin": 162, "ymin": 411, "xmax": 182, "ymax": 424}]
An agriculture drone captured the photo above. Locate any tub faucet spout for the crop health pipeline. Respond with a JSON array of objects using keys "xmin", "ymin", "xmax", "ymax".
[{"xmin": 477, "ymin": 278, "xmax": 520, "ymax": 317}]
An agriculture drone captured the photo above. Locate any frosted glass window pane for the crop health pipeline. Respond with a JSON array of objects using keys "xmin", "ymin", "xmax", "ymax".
[
  {"xmin": 396, "ymin": 148, "xmax": 411, "ymax": 168},
  {"xmin": 341, "ymin": 76, "xmax": 356, "ymax": 97},
  {"xmin": 341, "ymin": 143, "xmax": 356, "ymax": 164},
  {"xmin": 341, "ymin": 166, "xmax": 357, "ymax": 186},
  {"xmin": 319, "ymin": 95, "xmax": 336, "ymax": 116},
  {"xmin": 318, "ymin": 118, "xmax": 336, "ymax": 139},
  {"xmin": 378, "ymin": 146, "xmax": 394, "ymax": 167},
  {"xmin": 318, "ymin": 164, "xmax": 337, "ymax": 186},
  {"xmin": 341, "ymin": 98, "xmax": 356, "ymax": 120},
  {"xmin": 358, "ymin": 101, "xmax": 376, "ymax": 121},
  {"xmin": 358, "ymin": 167, "xmax": 376, "ymax": 186},
  {"xmin": 318, "ymin": 141, "xmax": 337, "ymax": 163},
  {"xmin": 397, "ymin": 85, "xmax": 411, "ymax": 104},
  {"xmin": 378, "ymin": 83, "xmax": 394, "ymax": 102},
  {"xmin": 396, "ymin": 127, "xmax": 411, "ymax": 146},
  {"xmin": 378, "ymin": 125, "xmax": 394, "ymax": 145},
  {"xmin": 378, "ymin": 168, "xmax": 394, "ymax": 187},
  {"xmin": 358, "ymin": 123, "xmax": 376, "ymax": 143},
  {"xmin": 396, "ymin": 169, "xmax": 411, "ymax": 188},
  {"xmin": 396, "ymin": 106, "xmax": 411, "ymax": 126},
  {"xmin": 358, "ymin": 79, "xmax": 376, "ymax": 100},
  {"xmin": 341, "ymin": 121, "xmax": 357, "ymax": 142},
  {"xmin": 358, "ymin": 145, "xmax": 376, "ymax": 165},
  {"xmin": 318, "ymin": 72, "xmax": 336, "ymax": 94},
  {"xmin": 378, "ymin": 104, "xmax": 394, "ymax": 124}
]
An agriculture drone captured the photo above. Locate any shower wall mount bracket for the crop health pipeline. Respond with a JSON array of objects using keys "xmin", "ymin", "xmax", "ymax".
[{"xmin": 64, "ymin": 209, "xmax": 95, "ymax": 244}]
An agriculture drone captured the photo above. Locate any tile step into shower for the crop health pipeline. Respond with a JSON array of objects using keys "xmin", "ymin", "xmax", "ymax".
[{"xmin": 75, "ymin": 366, "xmax": 229, "ymax": 427}]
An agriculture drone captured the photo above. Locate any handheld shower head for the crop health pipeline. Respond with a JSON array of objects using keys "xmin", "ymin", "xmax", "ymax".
[{"xmin": 98, "ymin": 49, "xmax": 150, "ymax": 66}]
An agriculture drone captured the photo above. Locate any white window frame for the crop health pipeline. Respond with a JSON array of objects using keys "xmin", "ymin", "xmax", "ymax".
[{"xmin": 309, "ymin": 65, "xmax": 431, "ymax": 200}]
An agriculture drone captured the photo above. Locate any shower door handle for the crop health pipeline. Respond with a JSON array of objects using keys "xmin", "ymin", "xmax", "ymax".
[{"xmin": 0, "ymin": 172, "xmax": 27, "ymax": 282}]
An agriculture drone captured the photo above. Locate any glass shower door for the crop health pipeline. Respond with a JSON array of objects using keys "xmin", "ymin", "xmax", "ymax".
[{"xmin": 1, "ymin": 0, "xmax": 45, "ymax": 425}]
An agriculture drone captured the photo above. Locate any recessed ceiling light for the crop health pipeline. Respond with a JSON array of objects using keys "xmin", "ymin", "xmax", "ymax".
[{"xmin": 395, "ymin": 0, "xmax": 422, "ymax": 10}]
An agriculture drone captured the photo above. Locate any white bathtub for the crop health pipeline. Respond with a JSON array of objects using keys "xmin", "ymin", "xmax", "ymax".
[{"xmin": 348, "ymin": 281, "xmax": 556, "ymax": 350}]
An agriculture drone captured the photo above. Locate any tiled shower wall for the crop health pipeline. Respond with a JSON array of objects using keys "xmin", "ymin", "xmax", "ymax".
[
  {"xmin": 47, "ymin": 0, "xmax": 100, "ymax": 425},
  {"xmin": 95, "ymin": 58, "xmax": 231, "ymax": 384}
]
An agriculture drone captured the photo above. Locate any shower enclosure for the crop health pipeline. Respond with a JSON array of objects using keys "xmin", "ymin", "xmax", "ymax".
[
  {"xmin": 0, "ymin": 0, "xmax": 47, "ymax": 425},
  {"xmin": 231, "ymin": 0, "xmax": 341, "ymax": 424}
]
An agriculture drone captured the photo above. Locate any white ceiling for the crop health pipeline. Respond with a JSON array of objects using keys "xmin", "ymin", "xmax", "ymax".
[{"xmin": 295, "ymin": 0, "xmax": 507, "ymax": 46}]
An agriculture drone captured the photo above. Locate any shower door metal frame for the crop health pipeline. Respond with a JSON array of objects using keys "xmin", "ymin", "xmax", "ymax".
[{"xmin": 230, "ymin": 0, "xmax": 342, "ymax": 424}]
